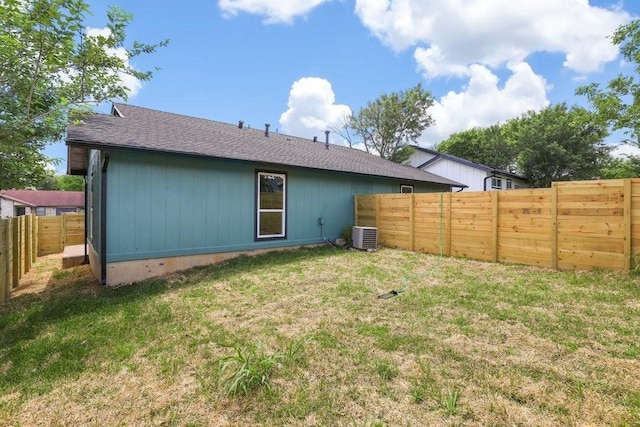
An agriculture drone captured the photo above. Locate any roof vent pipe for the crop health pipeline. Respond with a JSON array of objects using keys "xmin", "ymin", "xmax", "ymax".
[
  {"xmin": 325, "ymin": 130, "xmax": 330, "ymax": 149},
  {"xmin": 238, "ymin": 120, "xmax": 244, "ymax": 129},
  {"xmin": 265, "ymin": 123, "xmax": 270, "ymax": 137},
  {"xmin": 313, "ymin": 136, "xmax": 317, "ymax": 143}
]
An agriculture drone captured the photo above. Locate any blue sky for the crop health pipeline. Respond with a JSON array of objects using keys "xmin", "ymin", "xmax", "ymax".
[{"xmin": 49, "ymin": 0, "xmax": 640, "ymax": 172}]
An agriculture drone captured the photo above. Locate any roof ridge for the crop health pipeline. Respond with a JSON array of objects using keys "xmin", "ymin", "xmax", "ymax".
[
  {"xmin": 113, "ymin": 103, "xmax": 376, "ymax": 153},
  {"xmin": 68, "ymin": 104, "xmax": 465, "ymax": 187}
]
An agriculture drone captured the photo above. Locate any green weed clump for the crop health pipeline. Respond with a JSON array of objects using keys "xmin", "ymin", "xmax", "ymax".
[
  {"xmin": 218, "ymin": 342, "xmax": 280, "ymax": 396},
  {"xmin": 440, "ymin": 388, "xmax": 461, "ymax": 416},
  {"xmin": 218, "ymin": 336, "xmax": 311, "ymax": 396}
]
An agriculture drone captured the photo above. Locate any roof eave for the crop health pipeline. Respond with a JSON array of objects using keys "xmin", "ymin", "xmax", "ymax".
[
  {"xmin": 66, "ymin": 139, "xmax": 463, "ymax": 187},
  {"xmin": 0, "ymin": 194, "xmax": 36, "ymax": 206}
]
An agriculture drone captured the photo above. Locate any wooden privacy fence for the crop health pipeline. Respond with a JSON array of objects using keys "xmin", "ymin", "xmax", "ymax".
[
  {"xmin": 0, "ymin": 213, "xmax": 85, "ymax": 303},
  {"xmin": 0, "ymin": 215, "xmax": 37, "ymax": 304},
  {"xmin": 355, "ymin": 179, "xmax": 640, "ymax": 271},
  {"xmin": 38, "ymin": 214, "xmax": 85, "ymax": 256}
]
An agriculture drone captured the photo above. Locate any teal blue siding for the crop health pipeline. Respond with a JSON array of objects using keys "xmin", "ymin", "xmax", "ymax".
[{"xmin": 105, "ymin": 150, "xmax": 449, "ymax": 262}]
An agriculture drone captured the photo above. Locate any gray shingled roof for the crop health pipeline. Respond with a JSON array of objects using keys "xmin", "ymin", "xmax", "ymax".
[{"xmin": 66, "ymin": 103, "xmax": 464, "ymax": 187}]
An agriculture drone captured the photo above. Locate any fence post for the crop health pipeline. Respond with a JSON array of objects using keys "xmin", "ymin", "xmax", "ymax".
[
  {"xmin": 551, "ymin": 183, "xmax": 558, "ymax": 269},
  {"xmin": 0, "ymin": 220, "xmax": 6, "ymax": 304},
  {"xmin": 11, "ymin": 217, "xmax": 19, "ymax": 289},
  {"xmin": 444, "ymin": 192, "xmax": 452, "ymax": 257},
  {"xmin": 624, "ymin": 179, "xmax": 632, "ymax": 270},
  {"xmin": 409, "ymin": 194, "xmax": 415, "ymax": 251},
  {"xmin": 353, "ymin": 195, "xmax": 358, "ymax": 226},
  {"xmin": 25, "ymin": 215, "xmax": 32, "ymax": 273},
  {"xmin": 32, "ymin": 215, "xmax": 38, "ymax": 263},
  {"xmin": 6, "ymin": 220, "xmax": 14, "ymax": 296},
  {"xmin": 62, "ymin": 213, "xmax": 67, "ymax": 249},
  {"xmin": 492, "ymin": 191, "xmax": 499, "ymax": 263},
  {"xmin": 19, "ymin": 216, "xmax": 26, "ymax": 279}
]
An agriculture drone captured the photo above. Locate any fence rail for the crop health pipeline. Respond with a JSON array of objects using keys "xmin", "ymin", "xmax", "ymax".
[
  {"xmin": 355, "ymin": 179, "xmax": 640, "ymax": 271},
  {"xmin": 0, "ymin": 213, "xmax": 85, "ymax": 303}
]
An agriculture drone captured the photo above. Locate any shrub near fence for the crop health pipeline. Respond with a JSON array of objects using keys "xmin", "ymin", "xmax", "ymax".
[{"xmin": 355, "ymin": 179, "xmax": 640, "ymax": 271}]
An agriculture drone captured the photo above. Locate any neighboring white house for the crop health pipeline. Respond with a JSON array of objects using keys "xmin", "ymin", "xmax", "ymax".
[
  {"xmin": 409, "ymin": 147, "xmax": 528, "ymax": 192},
  {"xmin": 0, "ymin": 189, "xmax": 84, "ymax": 219}
]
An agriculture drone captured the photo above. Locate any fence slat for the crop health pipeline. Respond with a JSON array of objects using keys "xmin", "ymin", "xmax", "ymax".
[
  {"xmin": 492, "ymin": 191, "xmax": 499, "ymax": 263},
  {"xmin": 25, "ymin": 215, "xmax": 32, "ymax": 272},
  {"xmin": 11, "ymin": 217, "xmax": 19, "ymax": 288},
  {"xmin": 624, "ymin": 179, "xmax": 632, "ymax": 270},
  {"xmin": 0, "ymin": 220, "xmax": 7, "ymax": 304}
]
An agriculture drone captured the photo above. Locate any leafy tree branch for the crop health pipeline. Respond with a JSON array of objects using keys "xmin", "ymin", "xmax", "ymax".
[
  {"xmin": 347, "ymin": 84, "xmax": 435, "ymax": 163},
  {"xmin": 0, "ymin": 0, "xmax": 169, "ymax": 189}
]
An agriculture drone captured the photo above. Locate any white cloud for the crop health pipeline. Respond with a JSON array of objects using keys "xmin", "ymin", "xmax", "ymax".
[
  {"xmin": 218, "ymin": 0, "xmax": 332, "ymax": 24},
  {"xmin": 355, "ymin": 0, "xmax": 630, "ymax": 78},
  {"xmin": 612, "ymin": 143, "xmax": 640, "ymax": 158},
  {"xmin": 85, "ymin": 27, "xmax": 143, "ymax": 97},
  {"xmin": 420, "ymin": 62, "xmax": 550, "ymax": 146},
  {"xmin": 279, "ymin": 77, "xmax": 352, "ymax": 142}
]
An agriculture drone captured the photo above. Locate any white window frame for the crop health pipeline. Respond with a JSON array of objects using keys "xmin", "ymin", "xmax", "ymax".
[
  {"xmin": 35, "ymin": 206, "xmax": 46, "ymax": 216},
  {"xmin": 256, "ymin": 172, "xmax": 286, "ymax": 239},
  {"xmin": 400, "ymin": 185, "xmax": 414, "ymax": 193},
  {"xmin": 491, "ymin": 177, "xmax": 502, "ymax": 190}
]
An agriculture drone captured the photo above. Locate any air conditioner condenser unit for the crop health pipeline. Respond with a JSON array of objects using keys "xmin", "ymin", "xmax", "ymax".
[{"xmin": 352, "ymin": 226, "xmax": 378, "ymax": 250}]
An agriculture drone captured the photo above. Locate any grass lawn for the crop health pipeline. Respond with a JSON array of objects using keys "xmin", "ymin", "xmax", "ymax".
[{"xmin": 1, "ymin": 246, "xmax": 639, "ymax": 426}]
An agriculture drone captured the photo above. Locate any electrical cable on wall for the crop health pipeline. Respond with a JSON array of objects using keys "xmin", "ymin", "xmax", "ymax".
[{"xmin": 318, "ymin": 205, "xmax": 341, "ymax": 247}]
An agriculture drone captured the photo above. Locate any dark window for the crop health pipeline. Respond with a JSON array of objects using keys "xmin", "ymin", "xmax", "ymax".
[
  {"xmin": 256, "ymin": 172, "xmax": 286, "ymax": 239},
  {"xmin": 56, "ymin": 207, "xmax": 77, "ymax": 215},
  {"xmin": 401, "ymin": 185, "xmax": 414, "ymax": 193},
  {"xmin": 491, "ymin": 177, "xmax": 502, "ymax": 189}
]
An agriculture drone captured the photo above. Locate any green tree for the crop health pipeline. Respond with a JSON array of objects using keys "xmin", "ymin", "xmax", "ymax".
[
  {"xmin": 56, "ymin": 174, "xmax": 84, "ymax": 191},
  {"xmin": 576, "ymin": 19, "xmax": 640, "ymax": 145},
  {"xmin": 436, "ymin": 104, "xmax": 610, "ymax": 187},
  {"xmin": 436, "ymin": 124, "xmax": 517, "ymax": 171},
  {"xmin": 37, "ymin": 171, "xmax": 84, "ymax": 190},
  {"xmin": 600, "ymin": 154, "xmax": 640, "ymax": 178},
  {"xmin": 514, "ymin": 104, "xmax": 610, "ymax": 187},
  {"xmin": 36, "ymin": 169, "xmax": 59, "ymax": 190},
  {"xmin": 347, "ymin": 84, "xmax": 435, "ymax": 163},
  {"xmin": 0, "ymin": 0, "xmax": 168, "ymax": 189}
]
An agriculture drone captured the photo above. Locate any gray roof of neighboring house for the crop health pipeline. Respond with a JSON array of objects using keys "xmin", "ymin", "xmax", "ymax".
[
  {"xmin": 414, "ymin": 147, "xmax": 526, "ymax": 180},
  {"xmin": 66, "ymin": 103, "xmax": 464, "ymax": 187}
]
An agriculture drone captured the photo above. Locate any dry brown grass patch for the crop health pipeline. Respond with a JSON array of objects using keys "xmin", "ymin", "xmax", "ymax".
[{"xmin": 1, "ymin": 247, "xmax": 638, "ymax": 426}]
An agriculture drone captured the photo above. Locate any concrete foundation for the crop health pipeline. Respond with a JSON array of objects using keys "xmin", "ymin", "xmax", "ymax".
[{"xmin": 104, "ymin": 244, "xmax": 323, "ymax": 285}]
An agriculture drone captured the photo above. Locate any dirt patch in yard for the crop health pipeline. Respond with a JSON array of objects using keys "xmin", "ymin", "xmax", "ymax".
[{"xmin": 9, "ymin": 253, "xmax": 97, "ymax": 300}]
